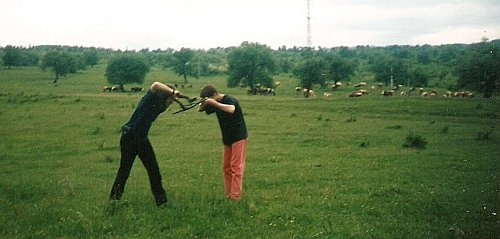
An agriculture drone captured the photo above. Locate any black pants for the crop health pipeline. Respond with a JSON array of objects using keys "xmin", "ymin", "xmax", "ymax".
[{"xmin": 110, "ymin": 130, "xmax": 167, "ymax": 206}]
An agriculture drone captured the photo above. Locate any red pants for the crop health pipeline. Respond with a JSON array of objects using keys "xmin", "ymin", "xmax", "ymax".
[{"xmin": 223, "ymin": 139, "xmax": 247, "ymax": 200}]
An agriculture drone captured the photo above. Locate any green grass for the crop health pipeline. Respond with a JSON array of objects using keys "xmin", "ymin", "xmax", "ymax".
[{"xmin": 0, "ymin": 66, "xmax": 499, "ymax": 238}]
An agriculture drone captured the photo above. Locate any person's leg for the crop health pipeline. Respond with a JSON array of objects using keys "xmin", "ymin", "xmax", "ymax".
[
  {"xmin": 137, "ymin": 139, "xmax": 167, "ymax": 206},
  {"xmin": 110, "ymin": 132, "xmax": 137, "ymax": 200},
  {"xmin": 227, "ymin": 139, "xmax": 247, "ymax": 200},
  {"xmin": 223, "ymin": 145, "xmax": 232, "ymax": 198}
]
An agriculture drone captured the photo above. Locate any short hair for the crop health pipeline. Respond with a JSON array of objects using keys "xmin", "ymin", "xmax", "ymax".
[{"xmin": 200, "ymin": 84, "xmax": 218, "ymax": 98}]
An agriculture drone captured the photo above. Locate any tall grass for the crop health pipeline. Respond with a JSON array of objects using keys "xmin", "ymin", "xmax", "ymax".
[{"xmin": 0, "ymin": 66, "xmax": 498, "ymax": 238}]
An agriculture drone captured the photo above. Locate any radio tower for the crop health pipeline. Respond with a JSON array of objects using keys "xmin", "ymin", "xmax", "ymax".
[{"xmin": 306, "ymin": 0, "xmax": 312, "ymax": 47}]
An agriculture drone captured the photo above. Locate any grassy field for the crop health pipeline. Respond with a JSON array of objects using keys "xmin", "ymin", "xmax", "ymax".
[{"xmin": 0, "ymin": 66, "xmax": 498, "ymax": 238}]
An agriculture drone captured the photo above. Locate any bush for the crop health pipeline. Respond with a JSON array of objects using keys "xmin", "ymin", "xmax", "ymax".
[
  {"xmin": 403, "ymin": 133, "xmax": 428, "ymax": 149},
  {"xmin": 440, "ymin": 126, "xmax": 449, "ymax": 134},
  {"xmin": 346, "ymin": 115, "xmax": 357, "ymax": 122},
  {"xmin": 386, "ymin": 125, "xmax": 402, "ymax": 130},
  {"xmin": 105, "ymin": 55, "xmax": 150, "ymax": 85},
  {"xmin": 476, "ymin": 126, "xmax": 494, "ymax": 141}
]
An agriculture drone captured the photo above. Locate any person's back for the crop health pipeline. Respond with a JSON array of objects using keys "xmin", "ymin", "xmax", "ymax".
[
  {"xmin": 214, "ymin": 94, "xmax": 247, "ymax": 146},
  {"xmin": 124, "ymin": 89, "xmax": 172, "ymax": 140}
]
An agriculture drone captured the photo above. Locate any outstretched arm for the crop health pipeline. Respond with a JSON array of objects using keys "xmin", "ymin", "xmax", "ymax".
[{"xmin": 150, "ymin": 81, "xmax": 178, "ymax": 95}]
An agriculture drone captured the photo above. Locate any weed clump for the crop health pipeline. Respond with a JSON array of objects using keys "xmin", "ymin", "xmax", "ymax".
[
  {"xmin": 476, "ymin": 126, "xmax": 494, "ymax": 141},
  {"xmin": 440, "ymin": 126, "xmax": 449, "ymax": 134},
  {"xmin": 91, "ymin": 127, "xmax": 102, "ymax": 135},
  {"xmin": 403, "ymin": 133, "xmax": 428, "ymax": 149},
  {"xmin": 346, "ymin": 115, "xmax": 356, "ymax": 122},
  {"xmin": 96, "ymin": 140, "xmax": 105, "ymax": 150},
  {"xmin": 104, "ymin": 155, "xmax": 114, "ymax": 163},
  {"xmin": 386, "ymin": 125, "xmax": 402, "ymax": 130}
]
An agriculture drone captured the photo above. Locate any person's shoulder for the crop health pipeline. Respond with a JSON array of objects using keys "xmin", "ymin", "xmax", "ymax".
[
  {"xmin": 142, "ymin": 89, "xmax": 154, "ymax": 99},
  {"xmin": 223, "ymin": 94, "xmax": 238, "ymax": 103},
  {"xmin": 141, "ymin": 89, "xmax": 165, "ymax": 102}
]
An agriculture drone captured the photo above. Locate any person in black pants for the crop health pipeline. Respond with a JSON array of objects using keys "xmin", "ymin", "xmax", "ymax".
[{"xmin": 109, "ymin": 81, "xmax": 182, "ymax": 207}]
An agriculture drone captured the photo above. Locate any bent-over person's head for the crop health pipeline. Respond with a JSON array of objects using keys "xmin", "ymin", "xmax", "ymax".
[{"xmin": 200, "ymin": 85, "xmax": 218, "ymax": 98}]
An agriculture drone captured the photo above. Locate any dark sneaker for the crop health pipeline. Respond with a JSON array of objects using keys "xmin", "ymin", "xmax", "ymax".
[{"xmin": 155, "ymin": 195, "xmax": 168, "ymax": 207}]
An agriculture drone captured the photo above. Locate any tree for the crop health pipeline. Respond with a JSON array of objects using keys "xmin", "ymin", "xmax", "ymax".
[
  {"xmin": 3, "ymin": 45, "xmax": 22, "ymax": 69},
  {"xmin": 20, "ymin": 51, "xmax": 39, "ymax": 66},
  {"xmin": 105, "ymin": 55, "xmax": 150, "ymax": 87},
  {"xmin": 293, "ymin": 56, "xmax": 326, "ymax": 97},
  {"xmin": 370, "ymin": 53, "xmax": 408, "ymax": 86},
  {"xmin": 407, "ymin": 66, "xmax": 430, "ymax": 87},
  {"xmin": 457, "ymin": 39, "xmax": 500, "ymax": 98},
  {"xmin": 40, "ymin": 51, "xmax": 78, "ymax": 83},
  {"xmin": 227, "ymin": 42, "xmax": 276, "ymax": 90},
  {"xmin": 83, "ymin": 49, "xmax": 99, "ymax": 67},
  {"xmin": 172, "ymin": 48, "xmax": 195, "ymax": 83},
  {"xmin": 325, "ymin": 54, "xmax": 356, "ymax": 85}
]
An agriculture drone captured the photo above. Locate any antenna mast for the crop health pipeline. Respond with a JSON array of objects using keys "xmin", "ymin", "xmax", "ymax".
[{"xmin": 307, "ymin": 0, "xmax": 312, "ymax": 47}]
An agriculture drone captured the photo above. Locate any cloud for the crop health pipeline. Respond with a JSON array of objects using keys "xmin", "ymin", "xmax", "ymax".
[
  {"xmin": 1, "ymin": 0, "xmax": 499, "ymax": 49},
  {"xmin": 310, "ymin": 0, "xmax": 500, "ymax": 47},
  {"xmin": 410, "ymin": 27, "xmax": 499, "ymax": 45}
]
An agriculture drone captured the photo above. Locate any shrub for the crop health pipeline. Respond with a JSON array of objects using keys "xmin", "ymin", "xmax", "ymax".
[
  {"xmin": 386, "ymin": 125, "xmax": 402, "ymax": 130},
  {"xmin": 476, "ymin": 126, "xmax": 494, "ymax": 141},
  {"xmin": 346, "ymin": 115, "xmax": 356, "ymax": 122},
  {"xmin": 440, "ymin": 126, "xmax": 449, "ymax": 134},
  {"xmin": 403, "ymin": 133, "xmax": 428, "ymax": 149},
  {"xmin": 105, "ymin": 55, "xmax": 150, "ymax": 85}
]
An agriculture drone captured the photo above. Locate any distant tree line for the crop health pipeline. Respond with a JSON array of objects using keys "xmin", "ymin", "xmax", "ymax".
[
  {"xmin": 1, "ymin": 45, "xmax": 100, "ymax": 83},
  {"xmin": 1, "ymin": 38, "xmax": 499, "ymax": 97}
]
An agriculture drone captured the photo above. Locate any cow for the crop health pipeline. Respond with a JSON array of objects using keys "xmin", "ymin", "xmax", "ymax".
[
  {"xmin": 111, "ymin": 85, "xmax": 125, "ymax": 92},
  {"xmin": 349, "ymin": 91, "xmax": 363, "ymax": 97},
  {"xmin": 354, "ymin": 82, "xmax": 367, "ymax": 88},
  {"xmin": 130, "ymin": 87, "xmax": 143, "ymax": 92},
  {"xmin": 248, "ymin": 86, "xmax": 275, "ymax": 96},
  {"xmin": 331, "ymin": 82, "xmax": 342, "ymax": 90},
  {"xmin": 358, "ymin": 89, "xmax": 369, "ymax": 95},
  {"xmin": 259, "ymin": 88, "xmax": 276, "ymax": 96},
  {"xmin": 303, "ymin": 89, "xmax": 316, "ymax": 98},
  {"xmin": 382, "ymin": 90, "xmax": 394, "ymax": 96},
  {"xmin": 103, "ymin": 85, "xmax": 125, "ymax": 92}
]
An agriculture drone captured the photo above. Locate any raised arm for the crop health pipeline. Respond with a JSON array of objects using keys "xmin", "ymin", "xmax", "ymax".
[
  {"xmin": 150, "ymin": 81, "xmax": 178, "ymax": 95},
  {"xmin": 203, "ymin": 98, "xmax": 235, "ymax": 114}
]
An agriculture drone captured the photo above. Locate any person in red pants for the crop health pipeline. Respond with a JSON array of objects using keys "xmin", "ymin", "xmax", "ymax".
[{"xmin": 198, "ymin": 85, "xmax": 248, "ymax": 201}]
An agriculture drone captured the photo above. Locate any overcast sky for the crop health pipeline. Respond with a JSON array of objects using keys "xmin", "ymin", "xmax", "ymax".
[{"xmin": 1, "ymin": 0, "xmax": 499, "ymax": 50}]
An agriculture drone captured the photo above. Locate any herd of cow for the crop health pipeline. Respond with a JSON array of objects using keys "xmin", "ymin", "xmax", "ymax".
[
  {"xmin": 102, "ymin": 85, "xmax": 143, "ymax": 93},
  {"xmin": 293, "ymin": 82, "xmax": 475, "ymax": 99},
  {"xmin": 102, "ymin": 81, "xmax": 475, "ymax": 99},
  {"xmin": 345, "ymin": 82, "xmax": 475, "ymax": 98}
]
